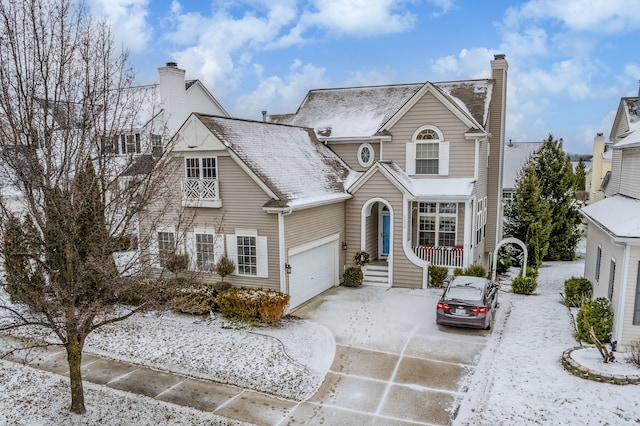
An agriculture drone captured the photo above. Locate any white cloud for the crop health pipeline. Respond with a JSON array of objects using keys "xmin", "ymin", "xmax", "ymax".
[
  {"xmin": 430, "ymin": 48, "xmax": 494, "ymax": 79},
  {"xmin": 232, "ymin": 60, "xmax": 329, "ymax": 119},
  {"xmin": 88, "ymin": 0, "xmax": 152, "ymax": 53},
  {"xmin": 298, "ymin": 0, "xmax": 418, "ymax": 36},
  {"xmin": 505, "ymin": 0, "xmax": 640, "ymax": 34},
  {"xmin": 344, "ymin": 68, "xmax": 398, "ymax": 87}
]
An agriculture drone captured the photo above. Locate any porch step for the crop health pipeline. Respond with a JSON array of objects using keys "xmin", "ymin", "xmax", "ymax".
[{"xmin": 362, "ymin": 264, "xmax": 389, "ymax": 287}]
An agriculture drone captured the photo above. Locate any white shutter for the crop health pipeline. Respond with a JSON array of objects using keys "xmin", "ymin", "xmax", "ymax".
[
  {"xmin": 257, "ymin": 236, "xmax": 269, "ymax": 278},
  {"xmin": 226, "ymin": 234, "xmax": 238, "ymax": 274},
  {"xmin": 186, "ymin": 232, "xmax": 196, "ymax": 269},
  {"xmin": 214, "ymin": 233, "xmax": 225, "ymax": 263},
  {"xmin": 439, "ymin": 141, "xmax": 450, "ymax": 176},
  {"xmin": 150, "ymin": 232, "xmax": 159, "ymax": 266},
  {"xmin": 405, "ymin": 143, "xmax": 416, "ymax": 175}
]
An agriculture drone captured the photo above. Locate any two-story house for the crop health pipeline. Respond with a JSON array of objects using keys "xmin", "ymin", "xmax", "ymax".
[
  {"xmin": 153, "ymin": 55, "xmax": 508, "ymax": 310},
  {"xmin": 581, "ymin": 90, "xmax": 640, "ymax": 350},
  {"xmin": 585, "ymin": 132, "xmax": 612, "ymax": 204}
]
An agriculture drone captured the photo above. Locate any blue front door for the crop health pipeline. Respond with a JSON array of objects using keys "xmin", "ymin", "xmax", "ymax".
[{"xmin": 382, "ymin": 213, "xmax": 390, "ymax": 256}]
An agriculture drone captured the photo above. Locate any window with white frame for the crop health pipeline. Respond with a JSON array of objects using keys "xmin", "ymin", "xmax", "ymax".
[
  {"xmin": 608, "ymin": 259, "xmax": 616, "ymax": 301},
  {"xmin": 236, "ymin": 235, "xmax": 257, "ymax": 275},
  {"xmin": 418, "ymin": 202, "xmax": 457, "ymax": 246},
  {"xmin": 151, "ymin": 134, "xmax": 162, "ymax": 156},
  {"xmin": 595, "ymin": 245, "xmax": 602, "ymax": 282},
  {"xmin": 415, "ymin": 129, "xmax": 440, "ymax": 174},
  {"xmin": 196, "ymin": 233, "xmax": 216, "ymax": 270},
  {"xmin": 225, "ymin": 230, "xmax": 268, "ymax": 278},
  {"xmin": 476, "ymin": 198, "xmax": 483, "ymax": 244},
  {"xmin": 186, "ymin": 157, "xmax": 217, "ymax": 179},
  {"xmin": 357, "ymin": 143, "xmax": 374, "ymax": 167},
  {"xmin": 157, "ymin": 231, "xmax": 175, "ymax": 267},
  {"xmin": 121, "ymin": 133, "xmax": 141, "ymax": 154}
]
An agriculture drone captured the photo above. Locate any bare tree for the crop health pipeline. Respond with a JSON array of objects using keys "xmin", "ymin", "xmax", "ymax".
[{"xmin": 0, "ymin": 0, "xmax": 184, "ymax": 414}]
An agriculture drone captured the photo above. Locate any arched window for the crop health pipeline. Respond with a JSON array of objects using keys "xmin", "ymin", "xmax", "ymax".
[
  {"xmin": 406, "ymin": 125, "xmax": 449, "ymax": 176},
  {"xmin": 357, "ymin": 143, "xmax": 374, "ymax": 167}
]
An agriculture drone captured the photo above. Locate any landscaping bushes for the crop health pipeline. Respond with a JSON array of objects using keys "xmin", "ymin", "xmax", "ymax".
[
  {"xmin": 429, "ymin": 265, "xmax": 449, "ymax": 288},
  {"xmin": 216, "ymin": 287, "xmax": 290, "ymax": 324},
  {"xmin": 576, "ymin": 297, "xmax": 613, "ymax": 343},
  {"xmin": 343, "ymin": 266, "xmax": 363, "ymax": 287},
  {"xmin": 512, "ymin": 276, "xmax": 537, "ymax": 295},
  {"xmin": 563, "ymin": 277, "xmax": 592, "ymax": 307},
  {"xmin": 456, "ymin": 264, "xmax": 487, "ymax": 278},
  {"xmin": 169, "ymin": 281, "xmax": 231, "ymax": 315}
]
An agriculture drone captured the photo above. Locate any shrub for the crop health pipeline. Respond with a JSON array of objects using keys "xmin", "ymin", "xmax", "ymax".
[
  {"xmin": 461, "ymin": 264, "xmax": 487, "ymax": 278},
  {"xmin": 216, "ymin": 287, "xmax": 290, "ymax": 324},
  {"xmin": 576, "ymin": 297, "xmax": 613, "ymax": 343},
  {"xmin": 496, "ymin": 255, "xmax": 512, "ymax": 275},
  {"xmin": 564, "ymin": 277, "xmax": 592, "ymax": 307},
  {"xmin": 429, "ymin": 265, "xmax": 449, "ymax": 287},
  {"xmin": 512, "ymin": 276, "xmax": 537, "ymax": 295},
  {"xmin": 628, "ymin": 340, "xmax": 640, "ymax": 368},
  {"xmin": 165, "ymin": 253, "xmax": 189, "ymax": 274},
  {"xmin": 115, "ymin": 278, "xmax": 159, "ymax": 307},
  {"xmin": 215, "ymin": 255, "xmax": 235, "ymax": 282},
  {"xmin": 343, "ymin": 267, "xmax": 363, "ymax": 287},
  {"xmin": 169, "ymin": 281, "xmax": 232, "ymax": 315},
  {"xmin": 453, "ymin": 268, "xmax": 464, "ymax": 276}
]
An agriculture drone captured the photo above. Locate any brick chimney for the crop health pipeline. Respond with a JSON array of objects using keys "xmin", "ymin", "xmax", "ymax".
[{"xmin": 158, "ymin": 62, "xmax": 187, "ymax": 136}]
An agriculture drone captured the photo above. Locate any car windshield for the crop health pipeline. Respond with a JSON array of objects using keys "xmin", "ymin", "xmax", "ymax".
[{"xmin": 445, "ymin": 285, "xmax": 483, "ymax": 301}]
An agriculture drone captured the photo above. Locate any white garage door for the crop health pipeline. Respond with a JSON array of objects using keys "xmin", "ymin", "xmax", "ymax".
[{"xmin": 288, "ymin": 238, "xmax": 338, "ymax": 309}]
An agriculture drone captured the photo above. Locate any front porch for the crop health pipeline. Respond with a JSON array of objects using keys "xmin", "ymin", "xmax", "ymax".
[{"xmin": 412, "ymin": 244, "xmax": 464, "ymax": 269}]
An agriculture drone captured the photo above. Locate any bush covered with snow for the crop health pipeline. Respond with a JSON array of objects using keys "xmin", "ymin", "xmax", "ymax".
[
  {"xmin": 577, "ymin": 297, "xmax": 613, "ymax": 343},
  {"xmin": 216, "ymin": 287, "xmax": 290, "ymax": 324}
]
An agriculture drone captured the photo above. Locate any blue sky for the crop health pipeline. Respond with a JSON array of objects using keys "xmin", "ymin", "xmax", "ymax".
[{"xmin": 88, "ymin": 0, "xmax": 640, "ymax": 154}]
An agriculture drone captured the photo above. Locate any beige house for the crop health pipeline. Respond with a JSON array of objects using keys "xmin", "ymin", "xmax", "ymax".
[
  {"xmin": 585, "ymin": 132, "xmax": 612, "ymax": 204},
  {"xmin": 581, "ymin": 92, "xmax": 640, "ymax": 350},
  {"xmin": 154, "ymin": 55, "xmax": 509, "ymax": 310}
]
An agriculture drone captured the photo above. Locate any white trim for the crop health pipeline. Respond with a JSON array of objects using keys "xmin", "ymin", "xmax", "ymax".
[
  {"xmin": 401, "ymin": 196, "xmax": 428, "ymax": 288},
  {"xmin": 615, "ymin": 244, "xmax": 630, "ymax": 345},
  {"xmin": 438, "ymin": 141, "xmax": 450, "ymax": 176},
  {"xmin": 289, "ymin": 233, "xmax": 340, "ymax": 256},
  {"xmin": 360, "ymin": 199, "xmax": 394, "ymax": 287},
  {"xmin": 235, "ymin": 228, "xmax": 257, "ymax": 237},
  {"xmin": 357, "ymin": 143, "xmax": 375, "ymax": 167},
  {"xmin": 379, "ymin": 208, "xmax": 390, "ymax": 258}
]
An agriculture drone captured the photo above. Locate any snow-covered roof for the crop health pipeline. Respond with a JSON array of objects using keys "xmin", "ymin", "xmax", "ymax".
[
  {"xmin": 502, "ymin": 142, "xmax": 543, "ymax": 190},
  {"xmin": 195, "ymin": 114, "xmax": 353, "ymax": 209},
  {"xmin": 367, "ymin": 161, "xmax": 475, "ymax": 200},
  {"xmin": 581, "ymin": 195, "xmax": 640, "ymax": 239},
  {"xmin": 614, "ymin": 97, "xmax": 640, "ymax": 148},
  {"xmin": 270, "ymin": 79, "xmax": 493, "ymax": 140}
]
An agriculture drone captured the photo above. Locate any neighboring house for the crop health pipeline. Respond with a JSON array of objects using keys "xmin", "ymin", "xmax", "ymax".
[
  {"xmin": 581, "ymin": 90, "xmax": 640, "ymax": 350},
  {"xmin": 585, "ymin": 132, "xmax": 612, "ymax": 204},
  {"xmin": 154, "ymin": 55, "xmax": 509, "ymax": 310},
  {"xmin": 502, "ymin": 140, "xmax": 544, "ymax": 205}
]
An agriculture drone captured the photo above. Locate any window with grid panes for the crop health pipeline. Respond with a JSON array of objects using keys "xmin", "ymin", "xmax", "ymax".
[
  {"xmin": 237, "ymin": 235, "xmax": 257, "ymax": 275},
  {"xmin": 418, "ymin": 202, "xmax": 457, "ymax": 246},
  {"xmin": 196, "ymin": 233, "xmax": 216, "ymax": 270},
  {"xmin": 157, "ymin": 231, "xmax": 175, "ymax": 267},
  {"xmin": 415, "ymin": 129, "xmax": 440, "ymax": 174}
]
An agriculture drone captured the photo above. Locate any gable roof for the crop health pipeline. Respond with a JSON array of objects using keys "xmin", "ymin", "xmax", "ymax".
[
  {"xmin": 349, "ymin": 161, "xmax": 475, "ymax": 201},
  {"xmin": 269, "ymin": 79, "xmax": 493, "ymax": 140},
  {"xmin": 502, "ymin": 141, "xmax": 544, "ymax": 190},
  {"xmin": 581, "ymin": 195, "xmax": 640, "ymax": 240},
  {"xmin": 194, "ymin": 114, "xmax": 355, "ymax": 210}
]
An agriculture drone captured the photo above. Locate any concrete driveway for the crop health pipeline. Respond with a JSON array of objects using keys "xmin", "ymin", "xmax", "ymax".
[{"xmin": 289, "ymin": 285, "xmax": 493, "ymax": 425}]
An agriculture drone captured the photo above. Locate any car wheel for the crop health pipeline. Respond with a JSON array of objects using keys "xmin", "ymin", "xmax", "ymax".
[{"xmin": 484, "ymin": 314, "xmax": 492, "ymax": 330}]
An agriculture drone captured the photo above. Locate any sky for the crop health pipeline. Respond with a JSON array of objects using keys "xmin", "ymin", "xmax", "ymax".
[{"xmin": 87, "ymin": 0, "xmax": 640, "ymax": 155}]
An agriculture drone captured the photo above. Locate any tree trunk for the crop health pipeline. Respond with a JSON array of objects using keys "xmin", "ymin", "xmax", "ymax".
[{"xmin": 66, "ymin": 337, "xmax": 86, "ymax": 414}]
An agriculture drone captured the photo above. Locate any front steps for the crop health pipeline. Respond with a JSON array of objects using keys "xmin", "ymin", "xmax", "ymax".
[{"xmin": 362, "ymin": 263, "xmax": 389, "ymax": 287}]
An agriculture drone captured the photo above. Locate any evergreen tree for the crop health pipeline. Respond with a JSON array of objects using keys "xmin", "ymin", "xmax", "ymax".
[
  {"xmin": 574, "ymin": 158, "xmax": 586, "ymax": 191},
  {"xmin": 533, "ymin": 135, "xmax": 582, "ymax": 260},
  {"xmin": 504, "ymin": 162, "xmax": 552, "ymax": 268}
]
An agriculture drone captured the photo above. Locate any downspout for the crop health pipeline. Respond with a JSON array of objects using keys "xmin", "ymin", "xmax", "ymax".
[
  {"xmin": 278, "ymin": 209, "xmax": 292, "ymax": 294},
  {"xmin": 466, "ymin": 198, "xmax": 475, "ymax": 267}
]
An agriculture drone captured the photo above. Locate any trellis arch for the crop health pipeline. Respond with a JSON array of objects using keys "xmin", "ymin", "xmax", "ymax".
[{"xmin": 492, "ymin": 237, "xmax": 528, "ymax": 281}]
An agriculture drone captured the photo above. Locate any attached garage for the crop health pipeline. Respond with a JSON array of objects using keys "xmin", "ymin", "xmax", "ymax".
[{"xmin": 287, "ymin": 235, "xmax": 340, "ymax": 309}]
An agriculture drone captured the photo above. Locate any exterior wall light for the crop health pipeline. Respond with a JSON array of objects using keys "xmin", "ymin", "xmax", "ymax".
[{"xmin": 285, "ymin": 263, "xmax": 292, "ymax": 274}]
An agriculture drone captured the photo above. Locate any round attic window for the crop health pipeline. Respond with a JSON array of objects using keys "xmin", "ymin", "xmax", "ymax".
[{"xmin": 358, "ymin": 143, "xmax": 374, "ymax": 167}]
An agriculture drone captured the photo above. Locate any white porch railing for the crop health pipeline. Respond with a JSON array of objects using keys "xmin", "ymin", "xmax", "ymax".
[
  {"xmin": 413, "ymin": 245, "xmax": 464, "ymax": 268},
  {"xmin": 183, "ymin": 178, "xmax": 219, "ymax": 201}
]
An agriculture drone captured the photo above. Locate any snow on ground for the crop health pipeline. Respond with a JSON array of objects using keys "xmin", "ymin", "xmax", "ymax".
[
  {"xmin": 2, "ymin": 257, "xmax": 640, "ymax": 425},
  {"xmin": 0, "ymin": 360, "xmax": 247, "ymax": 426},
  {"xmin": 455, "ymin": 260, "xmax": 640, "ymax": 425}
]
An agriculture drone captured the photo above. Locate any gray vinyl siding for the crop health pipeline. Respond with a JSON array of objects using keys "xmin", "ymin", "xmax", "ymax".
[
  {"xmin": 583, "ymin": 222, "xmax": 611, "ymax": 289},
  {"xmin": 185, "ymin": 155, "xmax": 280, "ymax": 290},
  {"xmin": 346, "ymin": 171, "xmax": 423, "ymax": 288},
  {"xmin": 606, "ymin": 149, "xmax": 623, "ymax": 196},
  {"xmin": 329, "ymin": 142, "xmax": 379, "ymax": 172},
  {"xmin": 385, "ymin": 91, "xmax": 476, "ymax": 177},
  {"xmin": 619, "ymin": 147, "xmax": 640, "ymax": 199}
]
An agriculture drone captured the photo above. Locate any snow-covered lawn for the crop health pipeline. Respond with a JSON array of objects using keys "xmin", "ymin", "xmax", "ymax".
[{"xmin": 2, "ymin": 258, "xmax": 640, "ymax": 425}]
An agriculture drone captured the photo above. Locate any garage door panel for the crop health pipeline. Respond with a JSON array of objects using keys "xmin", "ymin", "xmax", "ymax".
[{"xmin": 289, "ymin": 240, "xmax": 338, "ymax": 309}]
